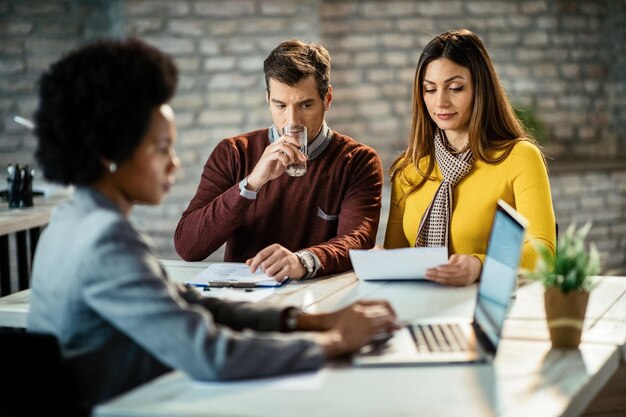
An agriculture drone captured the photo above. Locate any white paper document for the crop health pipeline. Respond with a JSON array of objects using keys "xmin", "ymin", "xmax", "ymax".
[
  {"xmin": 186, "ymin": 262, "xmax": 285, "ymax": 288},
  {"xmin": 193, "ymin": 369, "xmax": 328, "ymax": 391},
  {"xmin": 192, "ymin": 286, "xmax": 275, "ymax": 302},
  {"xmin": 349, "ymin": 247, "xmax": 448, "ymax": 280}
]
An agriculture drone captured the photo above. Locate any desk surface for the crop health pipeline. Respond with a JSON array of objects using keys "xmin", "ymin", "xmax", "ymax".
[
  {"xmin": 3, "ymin": 264, "xmax": 622, "ymax": 342},
  {"xmin": 504, "ymin": 276, "xmax": 626, "ymax": 361},
  {"xmin": 94, "ymin": 341, "xmax": 619, "ymax": 417},
  {"xmin": 1, "ymin": 261, "xmax": 623, "ymax": 417},
  {"xmin": 0, "ymin": 260, "xmax": 477, "ymax": 329},
  {"xmin": 93, "ymin": 264, "xmax": 623, "ymax": 417},
  {"xmin": 0, "ymin": 194, "xmax": 68, "ymax": 236}
]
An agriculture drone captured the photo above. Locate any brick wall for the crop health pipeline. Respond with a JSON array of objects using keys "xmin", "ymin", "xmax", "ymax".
[
  {"xmin": 321, "ymin": 0, "xmax": 626, "ymax": 165},
  {"xmin": 1, "ymin": 0, "xmax": 624, "ymax": 273},
  {"xmin": 550, "ymin": 164, "xmax": 626, "ymax": 274}
]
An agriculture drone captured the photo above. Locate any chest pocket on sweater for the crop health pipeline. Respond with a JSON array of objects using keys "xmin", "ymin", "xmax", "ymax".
[{"xmin": 317, "ymin": 207, "xmax": 339, "ymax": 221}]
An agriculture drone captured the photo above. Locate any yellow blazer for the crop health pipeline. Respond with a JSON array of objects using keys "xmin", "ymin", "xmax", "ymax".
[{"xmin": 384, "ymin": 141, "xmax": 556, "ymax": 271}]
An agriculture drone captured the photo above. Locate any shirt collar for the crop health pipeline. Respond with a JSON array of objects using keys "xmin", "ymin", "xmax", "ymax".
[{"xmin": 268, "ymin": 121, "xmax": 332, "ymax": 161}]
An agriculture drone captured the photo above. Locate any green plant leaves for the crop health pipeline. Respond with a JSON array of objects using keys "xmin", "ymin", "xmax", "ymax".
[
  {"xmin": 529, "ymin": 221, "xmax": 600, "ymax": 293},
  {"xmin": 514, "ymin": 105, "xmax": 547, "ymax": 145}
]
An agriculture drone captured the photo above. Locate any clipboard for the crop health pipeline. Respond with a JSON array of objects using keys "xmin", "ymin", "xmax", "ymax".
[{"xmin": 185, "ymin": 262, "xmax": 288, "ymax": 288}]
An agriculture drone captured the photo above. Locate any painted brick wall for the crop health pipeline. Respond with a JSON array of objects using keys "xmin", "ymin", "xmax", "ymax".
[
  {"xmin": 550, "ymin": 167, "xmax": 626, "ymax": 274},
  {"xmin": 1, "ymin": 0, "xmax": 624, "ymax": 273}
]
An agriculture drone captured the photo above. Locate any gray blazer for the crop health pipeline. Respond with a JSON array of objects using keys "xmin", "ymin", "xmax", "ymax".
[{"xmin": 28, "ymin": 187, "xmax": 324, "ymax": 409}]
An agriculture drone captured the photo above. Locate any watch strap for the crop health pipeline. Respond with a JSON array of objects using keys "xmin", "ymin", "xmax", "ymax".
[
  {"xmin": 295, "ymin": 250, "xmax": 317, "ymax": 279},
  {"xmin": 283, "ymin": 307, "xmax": 300, "ymax": 332}
]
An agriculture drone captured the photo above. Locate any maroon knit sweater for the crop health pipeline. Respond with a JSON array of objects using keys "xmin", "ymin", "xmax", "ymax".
[{"xmin": 174, "ymin": 128, "xmax": 383, "ymax": 276}]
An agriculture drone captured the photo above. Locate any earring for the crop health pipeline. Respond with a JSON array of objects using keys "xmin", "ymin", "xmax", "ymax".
[{"xmin": 108, "ymin": 162, "xmax": 117, "ymax": 173}]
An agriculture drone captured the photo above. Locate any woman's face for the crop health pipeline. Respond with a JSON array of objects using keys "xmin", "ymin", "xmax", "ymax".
[
  {"xmin": 422, "ymin": 58, "xmax": 474, "ymax": 140},
  {"xmin": 116, "ymin": 104, "xmax": 180, "ymax": 205}
]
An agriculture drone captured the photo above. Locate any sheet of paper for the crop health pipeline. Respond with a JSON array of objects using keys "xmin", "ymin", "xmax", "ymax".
[
  {"xmin": 187, "ymin": 262, "xmax": 283, "ymax": 287},
  {"xmin": 192, "ymin": 369, "xmax": 328, "ymax": 391},
  {"xmin": 193, "ymin": 286, "xmax": 274, "ymax": 303},
  {"xmin": 349, "ymin": 247, "xmax": 448, "ymax": 280}
]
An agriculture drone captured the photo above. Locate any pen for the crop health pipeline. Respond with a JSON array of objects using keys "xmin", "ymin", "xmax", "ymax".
[
  {"xmin": 206, "ymin": 281, "xmax": 257, "ymax": 288},
  {"xmin": 186, "ymin": 279, "xmax": 286, "ymax": 289},
  {"xmin": 203, "ymin": 287, "xmax": 254, "ymax": 292}
]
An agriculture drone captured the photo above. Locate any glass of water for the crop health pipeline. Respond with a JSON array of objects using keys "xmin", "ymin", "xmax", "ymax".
[{"xmin": 283, "ymin": 124, "xmax": 307, "ymax": 177}]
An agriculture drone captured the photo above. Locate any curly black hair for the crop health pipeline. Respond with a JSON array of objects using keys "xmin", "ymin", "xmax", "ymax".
[{"xmin": 34, "ymin": 38, "xmax": 178, "ymax": 185}]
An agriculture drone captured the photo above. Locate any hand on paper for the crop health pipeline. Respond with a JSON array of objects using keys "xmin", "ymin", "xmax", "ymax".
[
  {"xmin": 314, "ymin": 300, "xmax": 401, "ymax": 358},
  {"xmin": 424, "ymin": 254, "xmax": 482, "ymax": 286},
  {"xmin": 246, "ymin": 136, "xmax": 307, "ymax": 190},
  {"xmin": 246, "ymin": 243, "xmax": 306, "ymax": 281}
]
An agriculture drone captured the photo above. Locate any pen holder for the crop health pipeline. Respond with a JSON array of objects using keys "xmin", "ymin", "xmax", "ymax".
[
  {"xmin": 20, "ymin": 165, "xmax": 34, "ymax": 207},
  {"xmin": 6, "ymin": 164, "xmax": 35, "ymax": 208},
  {"xmin": 7, "ymin": 164, "xmax": 22, "ymax": 208}
]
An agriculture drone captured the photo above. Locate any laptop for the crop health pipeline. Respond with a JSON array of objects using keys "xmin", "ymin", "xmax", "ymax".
[{"xmin": 353, "ymin": 199, "xmax": 528, "ymax": 366}]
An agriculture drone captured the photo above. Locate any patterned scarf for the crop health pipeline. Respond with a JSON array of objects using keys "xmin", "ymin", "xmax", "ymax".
[{"xmin": 415, "ymin": 129, "xmax": 474, "ymax": 248}]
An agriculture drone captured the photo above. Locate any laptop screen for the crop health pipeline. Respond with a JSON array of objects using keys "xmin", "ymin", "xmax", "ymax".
[{"xmin": 473, "ymin": 201, "xmax": 527, "ymax": 349}]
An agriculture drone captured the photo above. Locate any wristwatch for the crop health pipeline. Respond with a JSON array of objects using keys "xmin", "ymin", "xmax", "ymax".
[
  {"xmin": 295, "ymin": 251, "xmax": 315, "ymax": 278},
  {"xmin": 284, "ymin": 307, "xmax": 300, "ymax": 332}
]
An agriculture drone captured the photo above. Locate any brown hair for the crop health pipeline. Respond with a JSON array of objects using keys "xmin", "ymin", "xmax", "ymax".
[
  {"xmin": 391, "ymin": 29, "xmax": 541, "ymax": 196},
  {"xmin": 263, "ymin": 39, "xmax": 331, "ymax": 100}
]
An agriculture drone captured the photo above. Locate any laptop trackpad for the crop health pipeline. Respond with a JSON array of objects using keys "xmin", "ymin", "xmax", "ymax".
[
  {"xmin": 354, "ymin": 325, "xmax": 481, "ymax": 366},
  {"xmin": 357, "ymin": 328, "xmax": 418, "ymax": 359}
]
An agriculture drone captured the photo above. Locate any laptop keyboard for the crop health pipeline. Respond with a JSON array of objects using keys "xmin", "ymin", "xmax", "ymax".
[{"xmin": 408, "ymin": 323, "xmax": 470, "ymax": 353}]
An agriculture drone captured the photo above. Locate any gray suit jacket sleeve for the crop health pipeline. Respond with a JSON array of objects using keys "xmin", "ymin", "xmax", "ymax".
[
  {"xmin": 82, "ymin": 216, "xmax": 324, "ymax": 381},
  {"xmin": 175, "ymin": 283, "xmax": 286, "ymax": 332}
]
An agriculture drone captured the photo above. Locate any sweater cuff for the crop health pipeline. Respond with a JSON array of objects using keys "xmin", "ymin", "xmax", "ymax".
[
  {"xmin": 472, "ymin": 254, "xmax": 485, "ymax": 265},
  {"xmin": 238, "ymin": 177, "xmax": 257, "ymax": 200}
]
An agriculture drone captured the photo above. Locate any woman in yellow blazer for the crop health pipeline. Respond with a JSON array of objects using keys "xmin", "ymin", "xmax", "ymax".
[{"xmin": 385, "ymin": 29, "xmax": 556, "ymax": 286}]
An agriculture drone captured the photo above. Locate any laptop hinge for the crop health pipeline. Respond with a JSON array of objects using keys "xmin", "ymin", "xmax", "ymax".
[{"xmin": 472, "ymin": 322, "xmax": 497, "ymax": 356}]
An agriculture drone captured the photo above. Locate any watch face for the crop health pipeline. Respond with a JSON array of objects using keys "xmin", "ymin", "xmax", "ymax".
[
  {"xmin": 298, "ymin": 252, "xmax": 314, "ymax": 273},
  {"xmin": 286, "ymin": 312, "xmax": 298, "ymax": 331}
]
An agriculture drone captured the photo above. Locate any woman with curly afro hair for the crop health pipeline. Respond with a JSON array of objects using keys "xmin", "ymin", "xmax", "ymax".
[{"xmin": 27, "ymin": 38, "xmax": 398, "ymax": 414}]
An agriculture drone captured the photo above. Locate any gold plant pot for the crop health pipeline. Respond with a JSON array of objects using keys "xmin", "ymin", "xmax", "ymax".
[{"xmin": 544, "ymin": 287, "xmax": 589, "ymax": 348}]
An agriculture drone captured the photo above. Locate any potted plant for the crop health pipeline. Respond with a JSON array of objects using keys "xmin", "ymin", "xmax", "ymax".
[
  {"xmin": 531, "ymin": 222, "xmax": 601, "ymax": 348},
  {"xmin": 514, "ymin": 104, "xmax": 548, "ymax": 145}
]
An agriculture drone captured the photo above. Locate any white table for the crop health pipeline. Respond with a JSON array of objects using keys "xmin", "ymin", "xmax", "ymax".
[
  {"xmin": 1, "ymin": 262, "xmax": 623, "ymax": 416},
  {"xmin": 0, "ymin": 260, "xmax": 388, "ymax": 328},
  {"xmin": 91, "ymin": 265, "xmax": 622, "ymax": 417},
  {"xmin": 502, "ymin": 276, "xmax": 626, "ymax": 417},
  {"xmin": 0, "ymin": 289, "xmax": 29, "ymax": 327},
  {"xmin": 0, "ymin": 194, "xmax": 68, "ymax": 295},
  {"xmin": 0, "ymin": 260, "xmax": 214, "ymax": 328},
  {"xmin": 504, "ymin": 276, "xmax": 626, "ymax": 361},
  {"xmin": 94, "ymin": 341, "xmax": 618, "ymax": 417}
]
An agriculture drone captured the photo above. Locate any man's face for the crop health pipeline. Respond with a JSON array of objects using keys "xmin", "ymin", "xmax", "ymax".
[{"xmin": 267, "ymin": 75, "xmax": 332, "ymax": 143}]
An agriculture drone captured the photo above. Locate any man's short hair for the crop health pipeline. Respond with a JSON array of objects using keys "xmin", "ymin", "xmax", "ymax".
[{"xmin": 263, "ymin": 39, "xmax": 331, "ymax": 100}]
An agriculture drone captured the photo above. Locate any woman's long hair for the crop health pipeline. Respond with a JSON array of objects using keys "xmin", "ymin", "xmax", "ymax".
[{"xmin": 390, "ymin": 29, "xmax": 540, "ymax": 196}]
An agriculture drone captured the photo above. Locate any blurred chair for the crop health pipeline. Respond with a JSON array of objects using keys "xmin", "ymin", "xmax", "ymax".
[{"xmin": 0, "ymin": 328, "xmax": 85, "ymax": 417}]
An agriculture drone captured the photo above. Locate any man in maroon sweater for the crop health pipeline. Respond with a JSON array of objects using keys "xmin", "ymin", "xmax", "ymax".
[{"xmin": 175, "ymin": 40, "xmax": 383, "ymax": 281}]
